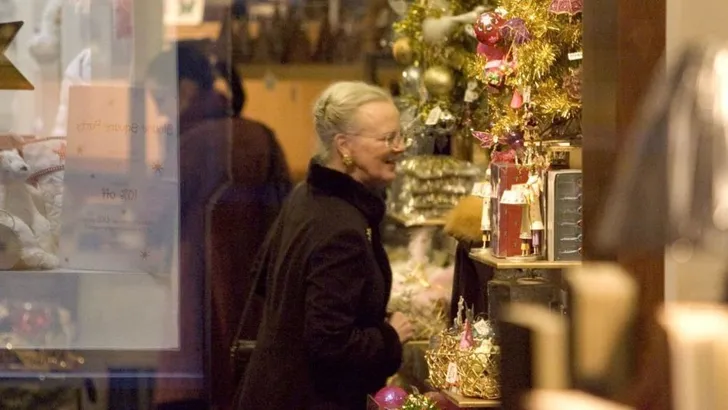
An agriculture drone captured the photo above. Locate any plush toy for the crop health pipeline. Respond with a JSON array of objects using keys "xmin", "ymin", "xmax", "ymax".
[
  {"xmin": 19, "ymin": 138, "xmax": 66, "ymax": 245},
  {"xmin": 0, "ymin": 147, "xmax": 58, "ymax": 269},
  {"xmin": 28, "ymin": 0, "xmax": 64, "ymax": 64}
]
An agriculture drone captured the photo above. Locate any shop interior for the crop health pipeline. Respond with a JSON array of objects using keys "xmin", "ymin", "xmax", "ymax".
[{"xmin": 0, "ymin": 0, "xmax": 724, "ymax": 409}]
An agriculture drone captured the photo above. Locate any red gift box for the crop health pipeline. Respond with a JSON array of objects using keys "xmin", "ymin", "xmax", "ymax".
[{"xmin": 490, "ymin": 162, "xmax": 528, "ymax": 258}]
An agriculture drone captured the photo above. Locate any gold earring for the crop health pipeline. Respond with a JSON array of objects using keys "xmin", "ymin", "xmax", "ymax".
[{"xmin": 342, "ymin": 155, "xmax": 353, "ymax": 167}]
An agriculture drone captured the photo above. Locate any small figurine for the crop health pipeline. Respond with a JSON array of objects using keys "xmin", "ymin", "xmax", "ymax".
[
  {"xmin": 525, "ymin": 173, "xmax": 544, "ymax": 256},
  {"xmin": 454, "ymin": 296, "xmax": 465, "ymax": 329},
  {"xmin": 481, "ymin": 169, "xmax": 493, "ymax": 249}
]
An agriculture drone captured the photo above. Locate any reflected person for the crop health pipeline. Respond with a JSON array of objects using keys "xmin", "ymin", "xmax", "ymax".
[{"xmin": 145, "ymin": 43, "xmax": 229, "ymax": 410}]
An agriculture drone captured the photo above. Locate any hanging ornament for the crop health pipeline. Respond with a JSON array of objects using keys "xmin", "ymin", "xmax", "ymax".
[
  {"xmin": 549, "ymin": 0, "xmax": 583, "ymax": 15},
  {"xmin": 506, "ymin": 129, "xmax": 525, "ymax": 150},
  {"xmin": 400, "ymin": 64, "xmax": 423, "ymax": 97},
  {"xmin": 473, "ymin": 12, "xmax": 504, "ymax": 45},
  {"xmin": 510, "ymin": 89, "xmax": 524, "ymax": 109},
  {"xmin": 423, "ymin": 65, "xmax": 454, "ymax": 97},
  {"xmin": 476, "ymin": 42, "xmax": 505, "ymax": 63},
  {"xmin": 500, "ymin": 18, "xmax": 531, "ymax": 44},
  {"xmin": 472, "ymin": 130, "xmax": 500, "ymax": 149},
  {"xmin": 437, "ymin": 109, "xmax": 457, "ymax": 134},
  {"xmin": 563, "ymin": 66, "xmax": 582, "ymax": 101},
  {"xmin": 392, "ymin": 37, "xmax": 414, "ymax": 65},
  {"xmin": 485, "ymin": 68, "xmax": 504, "ymax": 87}
]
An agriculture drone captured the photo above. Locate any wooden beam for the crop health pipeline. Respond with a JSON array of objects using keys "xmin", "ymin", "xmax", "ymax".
[{"xmin": 581, "ymin": 0, "xmax": 666, "ymax": 396}]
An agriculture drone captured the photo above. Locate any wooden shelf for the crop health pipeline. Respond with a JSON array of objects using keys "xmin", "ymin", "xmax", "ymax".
[
  {"xmin": 387, "ymin": 213, "xmax": 446, "ymax": 228},
  {"xmin": 468, "ymin": 248, "xmax": 581, "ymax": 270},
  {"xmin": 441, "ymin": 389, "xmax": 500, "ymax": 408},
  {"xmin": 237, "ymin": 63, "xmax": 402, "ymax": 81}
]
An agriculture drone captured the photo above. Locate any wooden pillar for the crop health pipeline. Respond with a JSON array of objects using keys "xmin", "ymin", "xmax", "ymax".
[{"xmin": 581, "ymin": 0, "xmax": 666, "ymax": 387}]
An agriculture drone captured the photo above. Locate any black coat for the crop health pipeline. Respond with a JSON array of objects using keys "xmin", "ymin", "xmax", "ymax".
[{"xmin": 238, "ymin": 161, "xmax": 403, "ymax": 410}]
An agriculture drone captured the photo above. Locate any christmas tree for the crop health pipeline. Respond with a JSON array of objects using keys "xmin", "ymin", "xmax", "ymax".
[
  {"xmin": 391, "ymin": 0, "xmax": 492, "ymax": 158},
  {"xmin": 391, "ymin": 0, "xmax": 582, "ymax": 161},
  {"xmin": 473, "ymin": 0, "xmax": 583, "ymax": 160}
]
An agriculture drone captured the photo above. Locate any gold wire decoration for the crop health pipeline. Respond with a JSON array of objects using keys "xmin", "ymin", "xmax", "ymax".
[{"xmin": 425, "ymin": 330, "xmax": 501, "ymax": 399}]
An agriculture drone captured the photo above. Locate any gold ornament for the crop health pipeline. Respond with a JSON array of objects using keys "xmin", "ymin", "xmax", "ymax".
[
  {"xmin": 423, "ymin": 66, "xmax": 454, "ymax": 97},
  {"xmin": 392, "ymin": 37, "xmax": 414, "ymax": 65}
]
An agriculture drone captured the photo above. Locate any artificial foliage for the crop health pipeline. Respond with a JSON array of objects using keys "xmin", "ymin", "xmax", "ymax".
[
  {"xmin": 400, "ymin": 394, "xmax": 440, "ymax": 410},
  {"xmin": 391, "ymin": 0, "xmax": 582, "ymax": 161},
  {"xmin": 393, "ymin": 0, "xmax": 493, "ymax": 135},
  {"xmin": 482, "ymin": 0, "xmax": 583, "ymax": 143}
]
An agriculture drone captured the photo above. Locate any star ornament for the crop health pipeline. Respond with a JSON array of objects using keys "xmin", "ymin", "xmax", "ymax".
[
  {"xmin": 0, "ymin": 22, "xmax": 33, "ymax": 90},
  {"xmin": 151, "ymin": 162, "xmax": 163, "ymax": 175}
]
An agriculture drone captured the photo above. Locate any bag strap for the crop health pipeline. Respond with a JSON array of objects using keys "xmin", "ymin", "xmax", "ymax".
[{"xmin": 230, "ymin": 243, "xmax": 267, "ymax": 358}]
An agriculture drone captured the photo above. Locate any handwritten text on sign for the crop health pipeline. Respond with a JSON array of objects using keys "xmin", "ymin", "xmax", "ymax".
[
  {"xmin": 60, "ymin": 85, "xmax": 179, "ymax": 275},
  {"xmin": 76, "ymin": 120, "xmax": 174, "ymax": 136}
]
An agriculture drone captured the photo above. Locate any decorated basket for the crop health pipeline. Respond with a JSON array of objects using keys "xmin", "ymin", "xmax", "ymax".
[
  {"xmin": 425, "ymin": 332, "xmax": 500, "ymax": 399},
  {"xmin": 425, "ymin": 300, "xmax": 501, "ymax": 400}
]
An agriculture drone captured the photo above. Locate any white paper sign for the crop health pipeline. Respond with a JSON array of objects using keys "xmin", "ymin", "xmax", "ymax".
[
  {"xmin": 425, "ymin": 106, "xmax": 443, "ymax": 125},
  {"xmin": 446, "ymin": 361, "xmax": 459, "ymax": 384},
  {"xmin": 474, "ymin": 319, "xmax": 490, "ymax": 336},
  {"xmin": 164, "ymin": 0, "xmax": 206, "ymax": 26},
  {"xmin": 568, "ymin": 51, "xmax": 583, "ymax": 61},
  {"xmin": 59, "ymin": 85, "xmax": 179, "ymax": 275}
]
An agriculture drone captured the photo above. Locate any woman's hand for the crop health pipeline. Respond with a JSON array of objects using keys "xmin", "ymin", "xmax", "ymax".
[{"xmin": 389, "ymin": 312, "xmax": 414, "ymax": 343}]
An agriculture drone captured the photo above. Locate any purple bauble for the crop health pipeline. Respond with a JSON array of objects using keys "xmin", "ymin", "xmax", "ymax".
[
  {"xmin": 374, "ymin": 386, "xmax": 408, "ymax": 409},
  {"xmin": 507, "ymin": 130, "xmax": 525, "ymax": 150}
]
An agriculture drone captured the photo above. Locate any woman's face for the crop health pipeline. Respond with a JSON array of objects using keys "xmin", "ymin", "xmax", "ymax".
[{"xmin": 342, "ymin": 100, "xmax": 404, "ymax": 188}]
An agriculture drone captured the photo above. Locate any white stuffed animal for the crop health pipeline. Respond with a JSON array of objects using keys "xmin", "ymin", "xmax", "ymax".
[
  {"xmin": 28, "ymin": 0, "xmax": 63, "ymax": 64},
  {"xmin": 19, "ymin": 138, "xmax": 65, "ymax": 243},
  {"xmin": 0, "ymin": 148, "xmax": 58, "ymax": 269}
]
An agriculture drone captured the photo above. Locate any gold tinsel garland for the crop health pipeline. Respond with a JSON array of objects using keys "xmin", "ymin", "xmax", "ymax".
[
  {"xmin": 486, "ymin": 0, "xmax": 583, "ymax": 141},
  {"xmin": 392, "ymin": 0, "xmax": 582, "ymax": 149},
  {"xmin": 393, "ymin": 0, "xmax": 493, "ymax": 134}
]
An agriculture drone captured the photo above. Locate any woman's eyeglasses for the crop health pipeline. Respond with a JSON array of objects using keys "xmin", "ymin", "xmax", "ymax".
[
  {"xmin": 351, "ymin": 132, "xmax": 405, "ymax": 148},
  {"xmin": 379, "ymin": 133, "xmax": 405, "ymax": 148}
]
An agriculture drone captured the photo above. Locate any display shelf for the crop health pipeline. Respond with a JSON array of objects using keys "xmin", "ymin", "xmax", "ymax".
[
  {"xmin": 469, "ymin": 248, "xmax": 581, "ymax": 270},
  {"xmin": 237, "ymin": 63, "xmax": 402, "ymax": 81},
  {"xmin": 441, "ymin": 389, "xmax": 500, "ymax": 409},
  {"xmin": 387, "ymin": 213, "xmax": 446, "ymax": 228}
]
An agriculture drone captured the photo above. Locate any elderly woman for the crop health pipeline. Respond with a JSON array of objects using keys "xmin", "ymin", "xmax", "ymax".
[{"xmin": 238, "ymin": 81, "xmax": 413, "ymax": 409}]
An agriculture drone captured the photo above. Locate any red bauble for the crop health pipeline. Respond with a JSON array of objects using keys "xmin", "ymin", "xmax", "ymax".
[
  {"xmin": 474, "ymin": 12, "xmax": 504, "ymax": 45},
  {"xmin": 476, "ymin": 42, "xmax": 506, "ymax": 62}
]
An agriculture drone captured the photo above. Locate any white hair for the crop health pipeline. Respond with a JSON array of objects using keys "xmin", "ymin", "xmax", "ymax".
[{"xmin": 312, "ymin": 81, "xmax": 393, "ymax": 161}]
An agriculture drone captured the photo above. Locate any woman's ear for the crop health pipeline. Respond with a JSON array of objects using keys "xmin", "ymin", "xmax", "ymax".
[{"xmin": 333, "ymin": 133, "xmax": 351, "ymax": 157}]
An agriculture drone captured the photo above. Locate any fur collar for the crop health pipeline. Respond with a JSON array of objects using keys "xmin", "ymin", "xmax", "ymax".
[{"xmin": 306, "ymin": 158, "xmax": 385, "ymax": 226}]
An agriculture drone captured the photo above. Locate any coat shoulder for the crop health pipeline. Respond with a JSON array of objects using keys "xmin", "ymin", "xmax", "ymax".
[{"xmin": 288, "ymin": 184, "xmax": 371, "ymax": 240}]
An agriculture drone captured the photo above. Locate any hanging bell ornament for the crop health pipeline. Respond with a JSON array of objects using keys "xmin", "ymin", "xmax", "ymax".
[
  {"xmin": 392, "ymin": 37, "xmax": 414, "ymax": 65},
  {"xmin": 423, "ymin": 66, "xmax": 454, "ymax": 97}
]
